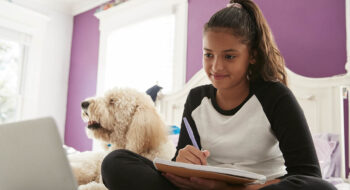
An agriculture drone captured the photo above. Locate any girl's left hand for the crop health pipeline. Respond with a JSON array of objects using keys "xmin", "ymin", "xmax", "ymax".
[{"xmin": 163, "ymin": 172, "xmax": 232, "ymax": 190}]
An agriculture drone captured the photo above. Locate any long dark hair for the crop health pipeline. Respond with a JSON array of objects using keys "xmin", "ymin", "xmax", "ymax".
[{"xmin": 204, "ymin": 0, "xmax": 287, "ymax": 85}]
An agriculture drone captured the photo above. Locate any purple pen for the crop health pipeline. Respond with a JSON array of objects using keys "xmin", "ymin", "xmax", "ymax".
[{"xmin": 183, "ymin": 117, "xmax": 199, "ymax": 149}]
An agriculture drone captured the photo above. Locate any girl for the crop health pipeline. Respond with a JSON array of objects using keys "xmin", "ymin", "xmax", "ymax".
[{"xmin": 101, "ymin": 0, "xmax": 336, "ymax": 189}]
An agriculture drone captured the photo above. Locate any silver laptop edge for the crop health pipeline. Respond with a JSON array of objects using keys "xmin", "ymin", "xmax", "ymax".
[{"xmin": 0, "ymin": 117, "xmax": 78, "ymax": 190}]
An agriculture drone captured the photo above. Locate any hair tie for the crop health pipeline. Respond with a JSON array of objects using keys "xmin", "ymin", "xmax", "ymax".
[{"xmin": 226, "ymin": 2, "xmax": 242, "ymax": 9}]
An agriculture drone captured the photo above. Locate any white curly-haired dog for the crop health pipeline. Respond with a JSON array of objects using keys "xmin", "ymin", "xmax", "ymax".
[{"xmin": 68, "ymin": 87, "xmax": 176, "ymax": 190}]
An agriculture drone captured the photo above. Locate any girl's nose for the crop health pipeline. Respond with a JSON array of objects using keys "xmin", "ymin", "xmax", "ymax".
[{"xmin": 212, "ymin": 57, "xmax": 224, "ymax": 71}]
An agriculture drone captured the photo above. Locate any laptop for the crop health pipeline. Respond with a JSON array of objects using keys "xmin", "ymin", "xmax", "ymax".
[{"xmin": 0, "ymin": 117, "xmax": 78, "ymax": 190}]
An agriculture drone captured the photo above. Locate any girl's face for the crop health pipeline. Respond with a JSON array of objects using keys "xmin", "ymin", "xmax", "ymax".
[{"xmin": 203, "ymin": 29, "xmax": 254, "ymax": 91}]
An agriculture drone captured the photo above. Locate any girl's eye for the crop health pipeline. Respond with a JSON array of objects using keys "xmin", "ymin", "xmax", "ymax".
[
  {"xmin": 225, "ymin": 55, "xmax": 236, "ymax": 60},
  {"xmin": 204, "ymin": 53, "xmax": 213, "ymax": 58}
]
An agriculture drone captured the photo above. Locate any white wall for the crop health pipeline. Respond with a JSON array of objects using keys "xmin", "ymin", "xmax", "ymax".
[{"xmin": 9, "ymin": 0, "xmax": 73, "ymax": 138}]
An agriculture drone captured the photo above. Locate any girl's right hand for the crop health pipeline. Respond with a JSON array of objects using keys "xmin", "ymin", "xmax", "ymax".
[{"xmin": 176, "ymin": 145, "xmax": 210, "ymax": 165}]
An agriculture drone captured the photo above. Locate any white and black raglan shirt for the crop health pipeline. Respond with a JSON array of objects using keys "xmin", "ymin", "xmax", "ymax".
[{"xmin": 172, "ymin": 79, "xmax": 321, "ymax": 180}]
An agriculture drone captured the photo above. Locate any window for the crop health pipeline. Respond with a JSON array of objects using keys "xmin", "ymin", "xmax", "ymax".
[
  {"xmin": 0, "ymin": 1, "xmax": 49, "ymax": 128},
  {"xmin": 0, "ymin": 27, "xmax": 28, "ymax": 124},
  {"xmin": 95, "ymin": 0, "xmax": 188, "ymax": 95},
  {"xmin": 105, "ymin": 14, "xmax": 175, "ymax": 93}
]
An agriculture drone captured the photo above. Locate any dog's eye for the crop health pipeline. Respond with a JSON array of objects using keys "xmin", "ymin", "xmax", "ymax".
[{"xmin": 109, "ymin": 99, "xmax": 114, "ymax": 104}]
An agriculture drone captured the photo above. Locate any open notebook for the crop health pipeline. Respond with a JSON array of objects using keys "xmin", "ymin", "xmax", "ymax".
[
  {"xmin": 154, "ymin": 158, "xmax": 266, "ymax": 184},
  {"xmin": 0, "ymin": 117, "xmax": 78, "ymax": 190}
]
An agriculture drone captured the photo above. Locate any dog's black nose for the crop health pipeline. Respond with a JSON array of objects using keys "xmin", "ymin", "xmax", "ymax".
[{"xmin": 81, "ymin": 101, "xmax": 90, "ymax": 109}]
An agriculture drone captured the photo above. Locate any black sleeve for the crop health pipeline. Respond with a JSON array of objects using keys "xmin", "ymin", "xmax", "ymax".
[
  {"xmin": 171, "ymin": 89, "xmax": 202, "ymax": 161},
  {"xmin": 266, "ymin": 85, "xmax": 321, "ymax": 178}
]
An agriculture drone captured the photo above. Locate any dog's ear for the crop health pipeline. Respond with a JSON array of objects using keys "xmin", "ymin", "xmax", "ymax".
[{"xmin": 125, "ymin": 106, "xmax": 167, "ymax": 154}]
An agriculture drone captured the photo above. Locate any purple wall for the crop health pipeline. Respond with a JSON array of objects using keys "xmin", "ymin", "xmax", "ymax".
[
  {"xmin": 257, "ymin": 0, "xmax": 346, "ymax": 77},
  {"xmin": 345, "ymin": 99, "xmax": 349, "ymax": 178},
  {"xmin": 64, "ymin": 8, "xmax": 100, "ymax": 151},
  {"xmin": 186, "ymin": 0, "xmax": 346, "ymax": 80}
]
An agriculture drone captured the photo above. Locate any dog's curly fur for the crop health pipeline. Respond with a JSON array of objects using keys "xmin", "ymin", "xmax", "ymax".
[{"xmin": 68, "ymin": 87, "xmax": 175, "ymax": 190}]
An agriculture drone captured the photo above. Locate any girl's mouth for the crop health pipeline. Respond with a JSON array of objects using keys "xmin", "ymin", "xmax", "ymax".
[{"xmin": 212, "ymin": 74, "xmax": 228, "ymax": 80}]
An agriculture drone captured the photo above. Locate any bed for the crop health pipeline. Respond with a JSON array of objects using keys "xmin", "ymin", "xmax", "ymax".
[{"xmin": 155, "ymin": 68, "xmax": 350, "ymax": 189}]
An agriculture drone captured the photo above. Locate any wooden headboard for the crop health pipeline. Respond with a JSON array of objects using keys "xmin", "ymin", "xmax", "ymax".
[{"xmin": 156, "ymin": 68, "xmax": 350, "ymax": 179}]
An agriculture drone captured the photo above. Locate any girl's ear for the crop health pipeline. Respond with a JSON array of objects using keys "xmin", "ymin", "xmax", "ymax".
[{"xmin": 249, "ymin": 50, "xmax": 257, "ymax": 64}]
